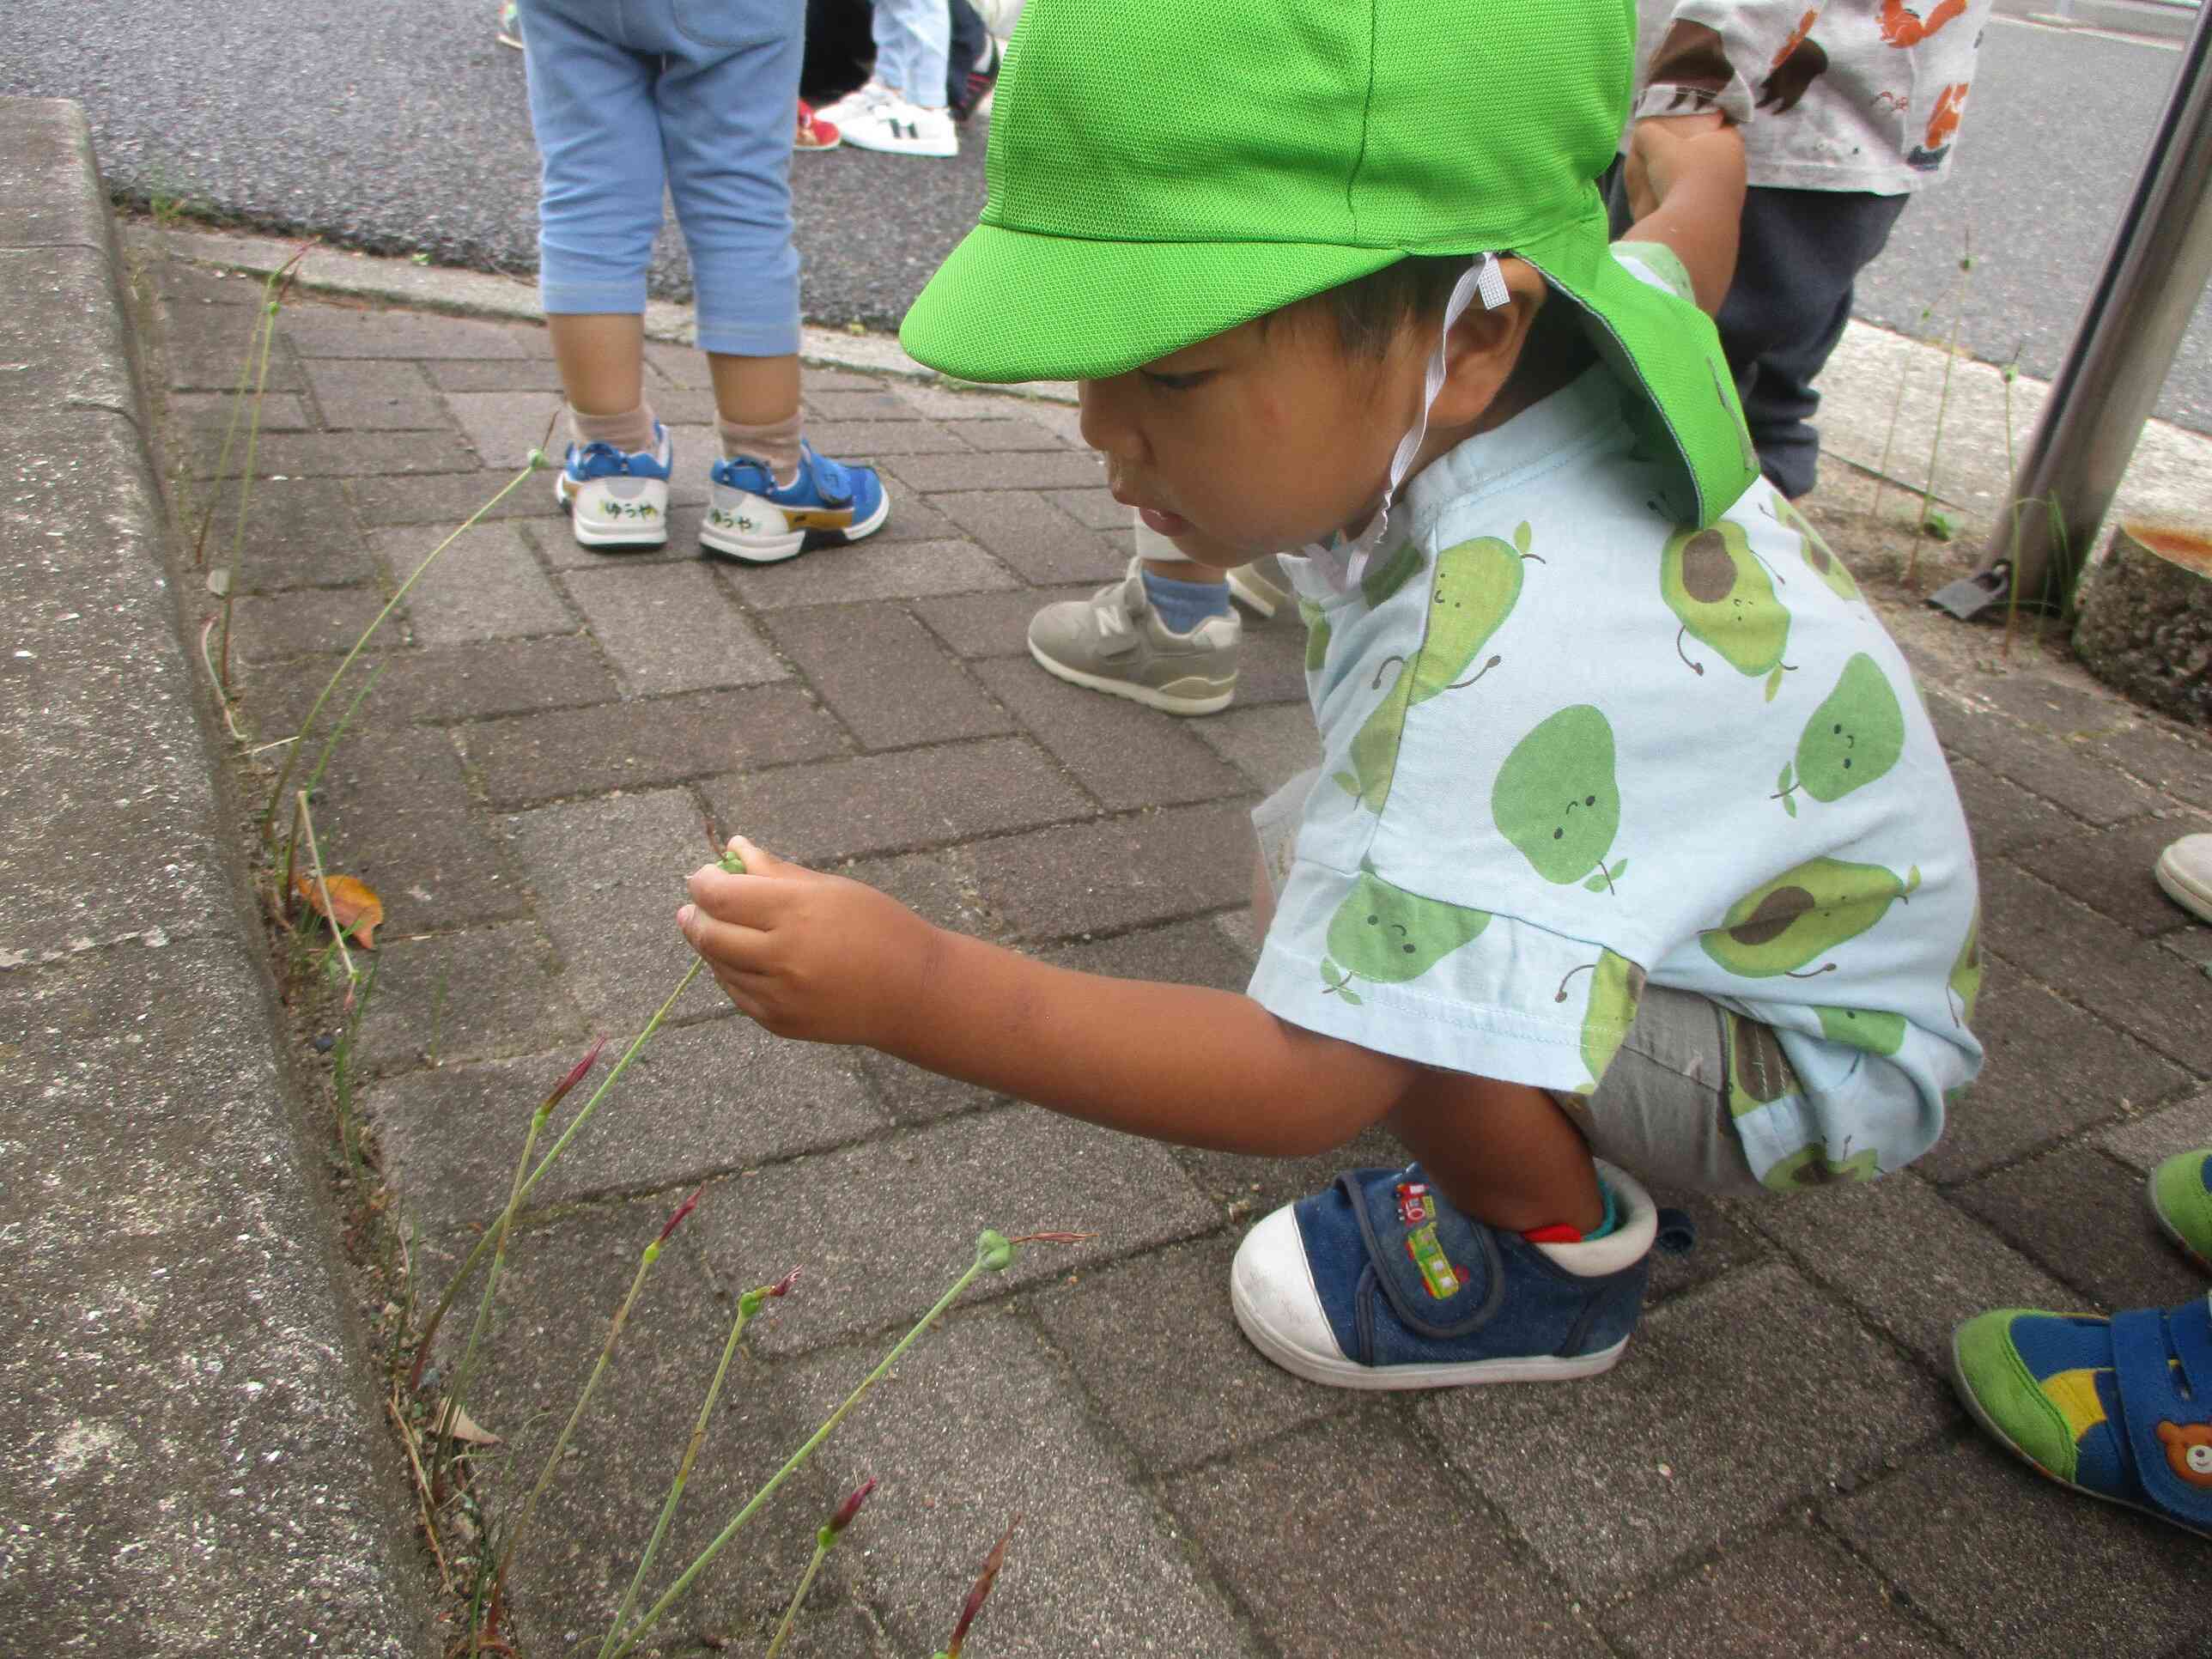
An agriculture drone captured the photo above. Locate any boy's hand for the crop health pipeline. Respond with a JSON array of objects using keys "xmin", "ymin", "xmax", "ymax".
[
  {"xmin": 678, "ymin": 836, "xmax": 939, "ymax": 1048},
  {"xmin": 1624, "ymin": 112, "xmax": 1744, "ymax": 226}
]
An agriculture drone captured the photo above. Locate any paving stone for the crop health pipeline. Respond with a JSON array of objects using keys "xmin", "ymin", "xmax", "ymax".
[
  {"xmin": 1980, "ymin": 862, "xmax": 2212, "ymax": 1074},
  {"xmin": 1419, "ymin": 1262, "xmax": 1949, "ymax": 1588},
  {"xmin": 909, "ymin": 584, "xmax": 1091, "ymax": 658},
  {"xmin": 562, "ymin": 562, "xmax": 786, "ymax": 696},
  {"xmin": 244, "ymin": 635, "xmax": 619, "ymax": 735},
  {"xmin": 1233, "ymin": 615, "xmax": 1316, "ymax": 706},
  {"xmin": 965, "ymin": 802, "xmax": 1255, "ymax": 939},
  {"xmin": 1913, "ymin": 959, "xmax": 2189, "ymax": 1184},
  {"xmin": 459, "ymin": 684, "xmax": 844, "ymax": 808},
  {"xmin": 1036, "ymin": 1233, "xmax": 1356, "ymax": 1475},
  {"xmin": 705, "ymin": 739, "xmax": 1090, "ymax": 863},
  {"xmin": 1041, "ymin": 915, "xmax": 1259, "ymax": 994},
  {"xmin": 936, "ymin": 418, "xmax": 1070, "ymax": 452},
  {"xmin": 301, "ymin": 357, "xmax": 450, "ymax": 430},
  {"xmin": 371, "ymin": 520, "xmax": 572, "ymax": 645},
  {"xmin": 426, "ymin": 358, "xmax": 568, "ymax": 393},
  {"xmin": 1190, "ymin": 701, "xmax": 1323, "ymax": 794},
  {"xmin": 1048, "ymin": 486, "xmax": 1128, "ymax": 532},
  {"xmin": 167, "ymin": 390, "xmax": 313, "ymax": 434},
  {"xmin": 854, "ymin": 1048, "xmax": 1003, "ymax": 1126},
  {"xmin": 1929, "ymin": 694, "xmax": 2161, "ymax": 828},
  {"xmin": 1644, "ymin": 1188, "xmax": 1773, "ymax": 1304},
  {"xmin": 1825, "ymin": 1439, "xmax": 2206, "ymax": 1659},
  {"xmin": 278, "ymin": 307, "xmax": 534, "ymax": 360},
  {"xmin": 1601, "ymin": 1522, "xmax": 1953, "ymax": 1659},
  {"xmin": 930, "ymin": 490, "xmax": 1127, "ymax": 585},
  {"xmin": 155, "ymin": 262, "xmax": 266, "ymax": 309},
  {"xmin": 312, "ymin": 728, "xmax": 530, "ymax": 933},
  {"xmin": 1953, "ymin": 1142, "xmax": 2209, "ymax": 1311},
  {"xmin": 841, "ymin": 848, "xmax": 1006, "ymax": 939},
  {"xmin": 883, "ymin": 380, "xmax": 1044, "ymax": 421},
  {"xmin": 411, "ymin": 1192, "xmax": 832, "ymax": 1650},
  {"xmin": 686, "ymin": 1107, "xmax": 1216, "ymax": 1357},
  {"xmin": 776, "ymin": 1310, "xmax": 1255, "ymax": 1657},
  {"xmin": 1945, "ymin": 756, "xmax": 2072, "ymax": 857},
  {"xmin": 199, "ymin": 428, "xmax": 483, "ymax": 480},
  {"xmin": 857, "ymin": 488, "xmax": 969, "ymax": 545},
  {"xmin": 643, "ymin": 337, "xmax": 718, "ymax": 386},
  {"xmin": 803, "ymin": 418, "xmax": 971, "ymax": 456},
  {"xmin": 229, "ymin": 584, "xmax": 390, "ymax": 664},
  {"xmin": 1169, "ymin": 1125, "xmax": 1412, "ymax": 1231},
  {"xmin": 2083, "ymin": 718, "xmax": 2212, "ymax": 811},
  {"xmin": 1973, "ymin": 669, "xmax": 2137, "ymax": 736},
  {"xmin": 2015, "ymin": 812, "xmax": 2212, "ymax": 937},
  {"xmin": 884, "ymin": 449, "xmax": 1107, "ymax": 493},
  {"xmin": 801, "ymin": 388, "xmax": 915, "ymax": 421},
  {"xmin": 763, "ymin": 604, "xmax": 1010, "ymax": 750},
  {"xmin": 1742, "ymin": 1171, "xmax": 2073, "ymax": 1370},
  {"xmin": 972, "ymin": 658, "xmax": 1248, "ymax": 810},
  {"xmin": 163, "ymin": 335, "xmax": 304, "ymax": 393},
  {"xmin": 437, "ymin": 388, "xmax": 571, "ymax": 477},
  {"xmin": 712, "ymin": 538, "xmax": 1013, "ymax": 612},
  {"xmin": 364, "ymin": 1014, "xmax": 884, "ymax": 1236},
  {"xmin": 350, "ymin": 920, "xmax": 586, "ymax": 1074},
  {"xmin": 197, "ymin": 475, "xmax": 380, "ymax": 592},
  {"xmin": 348, "ymin": 467, "xmax": 565, "ymax": 527},
  {"xmin": 503, "ymin": 788, "xmax": 726, "ymax": 1030},
  {"xmin": 1179, "ymin": 1410, "xmax": 1604, "ymax": 1659},
  {"xmin": 2098, "ymin": 1087, "xmax": 2212, "ymax": 1172}
]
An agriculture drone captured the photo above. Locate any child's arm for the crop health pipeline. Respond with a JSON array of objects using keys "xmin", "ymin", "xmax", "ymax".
[
  {"xmin": 678, "ymin": 839, "xmax": 1422, "ymax": 1154},
  {"xmin": 1620, "ymin": 111, "xmax": 1747, "ymax": 316}
]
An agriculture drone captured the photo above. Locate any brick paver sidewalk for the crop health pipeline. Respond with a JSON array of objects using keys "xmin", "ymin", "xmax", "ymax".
[{"xmin": 145, "ymin": 241, "xmax": 2211, "ymax": 1659}]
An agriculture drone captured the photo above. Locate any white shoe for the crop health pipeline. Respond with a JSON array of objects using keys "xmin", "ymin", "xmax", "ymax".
[
  {"xmin": 1226, "ymin": 555, "xmax": 1291, "ymax": 618},
  {"xmin": 815, "ymin": 76, "xmax": 894, "ymax": 126},
  {"xmin": 2155, "ymin": 834, "xmax": 2212, "ymax": 924},
  {"xmin": 840, "ymin": 97, "xmax": 959, "ymax": 158}
]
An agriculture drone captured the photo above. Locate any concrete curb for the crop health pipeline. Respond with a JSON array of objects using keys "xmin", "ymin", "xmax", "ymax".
[{"xmin": 0, "ymin": 100, "xmax": 426, "ymax": 1655}]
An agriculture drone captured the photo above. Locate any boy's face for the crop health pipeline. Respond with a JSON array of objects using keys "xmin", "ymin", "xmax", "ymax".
[{"xmin": 1077, "ymin": 313, "xmax": 1420, "ymax": 563}]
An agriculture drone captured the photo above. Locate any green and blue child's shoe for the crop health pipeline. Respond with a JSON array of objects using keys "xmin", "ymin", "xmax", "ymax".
[
  {"xmin": 1952, "ymin": 1291, "xmax": 2212, "ymax": 1540},
  {"xmin": 2150, "ymin": 1146, "xmax": 2212, "ymax": 1273}
]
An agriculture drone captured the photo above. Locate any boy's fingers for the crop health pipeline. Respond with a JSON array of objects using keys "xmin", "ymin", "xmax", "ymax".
[
  {"xmin": 677, "ymin": 901, "xmax": 772, "ymax": 969},
  {"xmin": 720, "ymin": 834, "xmax": 798, "ymax": 877}
]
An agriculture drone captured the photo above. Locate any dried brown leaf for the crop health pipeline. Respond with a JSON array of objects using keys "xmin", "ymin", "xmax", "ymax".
[{"xmin": 292, "ymin": 871, "xmax": 384, "ymax": 949}]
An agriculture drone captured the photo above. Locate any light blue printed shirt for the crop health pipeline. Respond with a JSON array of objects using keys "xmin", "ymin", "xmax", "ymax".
[{"xmin": 1246, "ymin": 362, "xmax": 1984, "ymax": 1188}]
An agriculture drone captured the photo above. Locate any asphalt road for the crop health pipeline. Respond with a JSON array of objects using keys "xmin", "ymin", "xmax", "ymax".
[{"xmin": 7, "ymin": 3, "xmax": 2207, "ymax": 431}]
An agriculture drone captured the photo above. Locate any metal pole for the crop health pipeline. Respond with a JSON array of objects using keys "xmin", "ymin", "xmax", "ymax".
[{"xmin": 1933, "ymin": 3, "xmax": 2212, "ymax": 620}]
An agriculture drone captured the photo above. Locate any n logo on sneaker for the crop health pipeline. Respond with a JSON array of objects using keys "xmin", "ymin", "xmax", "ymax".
[{"xmin": 888, "ymin": 118, "xmax": 917, "ymax": 139}]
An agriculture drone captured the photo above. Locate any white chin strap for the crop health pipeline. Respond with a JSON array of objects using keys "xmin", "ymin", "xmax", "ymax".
[{"xmin": 1304, "ymin": 252, "xmax": 1510, "ymax": 593}]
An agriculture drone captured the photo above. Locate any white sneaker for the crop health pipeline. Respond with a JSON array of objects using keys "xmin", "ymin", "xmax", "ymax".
[
  {"xmin": 2155, "ymin": 834, "xmax": 2212, "ymax": 924},
  {"xmin": 840, "ymin": 97, "xmax": 959, "ymax": 158},
  {"xmin": 815, "ymin": 76, "xmax": 894, "ymax": 125}
]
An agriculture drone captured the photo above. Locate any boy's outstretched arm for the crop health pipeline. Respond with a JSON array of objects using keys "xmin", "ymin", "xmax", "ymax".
[
  {"xmin": 1620, "ymin": 111, "xmax": 1747, "ymax": 316},
  {"xmin": 678, "ymin": 839, "xmax": 1419, "ymax": 1156}
]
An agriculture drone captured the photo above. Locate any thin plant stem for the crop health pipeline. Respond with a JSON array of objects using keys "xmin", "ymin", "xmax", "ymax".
[
  {"xmin": 483, "ymin": 1206, "xmax": 690, "ymax": 1644},
  {"xmin": 603, "ymin": 1243, "xmax": 1000, "ymax": 1659},
  {"xmin": 191, "ymin": 245, "xmax": 308, "ymax": 568},
  {"xmin": 597, "ymin": 1273, "xmax": 786, "ymax": 1659},
  {"xmin": 261, "ymin": 426, "xmax": 555, "ymax": 836},
  {"xmin": 409, "ymin": 963, "xmax": 701, "ymax": 1392},
  {"xmin": 197, "ymin": 616, "xmax": 250, "ymax": 742},
  {"xmin": 2001, "ymin": 352, "xmax": 2023, "ymax": 659},
  {"xmin": 331, "ymin": 962, "xmax": 377, "ymax": 1189},
  {"xmin": 277, "ymin": 790, "xmax": 306, "ymax": 933},
  {"xmin": 216, "ymin": 297, "xmax": 284, "ymax": 693},
  {"xmin": 298, "ymin": 663, "xmax": 386, "ymax": 811},
  {"xmin": 295, "ymin": 791, "xmax": 357, "ymax": 991},
  {"xmin": 764, "ymin": 1540, "xmax": 831, "ymax": 1659}
]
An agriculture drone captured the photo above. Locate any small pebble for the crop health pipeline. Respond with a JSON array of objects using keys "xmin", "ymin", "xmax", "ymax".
[{"xmin": 313, "ymin": 1033, "xmax": 335, "ymax": 1053}]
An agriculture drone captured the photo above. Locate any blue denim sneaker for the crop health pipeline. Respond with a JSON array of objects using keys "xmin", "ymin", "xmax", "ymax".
[
  {"xmin": 1231, "ymin": 1161, "xmax": 1687, "ymax": 1390},
  {"xmin": 555, "ymin": 424, "xmax": 672, "ymax": 550},
  {"xmin": 702, "ymin": 441, "xmax": 890, "ymax": 564}
]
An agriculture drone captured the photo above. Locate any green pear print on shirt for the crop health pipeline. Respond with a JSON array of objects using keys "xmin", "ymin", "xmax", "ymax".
[
  {"xmin": 1557, "ymin": 950, "xmax": 1644, "ymax": 1093},
  {"xmin": 1777, "ymin": 497, "xmax": 1860, "ymax": 600},
  {"xmin": 1814, "ymin": 1004, "xmax": 1907, "ymax": 1056},
  {"xmin": 1948, "ymin": 904, "xmax": 1984, "ymax": 1027},
  {"xmin": 1336, "ymin": 526, "xmax": 1539, "ymax": 809},
  {"xmin": 1763, "ymin": 1141, "xmax": 1881, "ymax": 1189},
  {"xmin": 1661, "ymin": 521, "xmax": 1795, "ymax": 701},
  {"xmin": 1774, "ymin": 653, "xmax": 1905, "ymax": 815},
  {"xmin": 1725, "ymin": 1012, "xmax": 1803, "ymax": 1119},
  {"xmin": 1492, "ymin": 704, "xmax": 1626, "ymax": 891},
  {"xmin": 1298, "ymin": 597, "xmax": 1331, "ymax": 672},
  {"xmin": 1702, "ymin": 855, "xmax": 1921, "ymax": 979},
  {"xmin": 1320, "ymin": 868, "xmax": 1492, "ymax": 1003}
]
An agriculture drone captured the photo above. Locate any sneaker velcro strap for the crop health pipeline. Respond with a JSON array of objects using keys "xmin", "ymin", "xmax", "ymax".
[
  {"xmin": 2109, "ymin": 1295, "xmax": 2212, "ymax": 1531},
  {"xmin": 1342, "ymin": 1168, "xmax": 1507, "ymax": 1341}
]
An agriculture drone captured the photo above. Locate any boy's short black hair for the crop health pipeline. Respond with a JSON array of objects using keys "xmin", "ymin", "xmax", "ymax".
[{"xmin": 1315, "ymin": 254, "xmax": 1478, "ymax": 358}]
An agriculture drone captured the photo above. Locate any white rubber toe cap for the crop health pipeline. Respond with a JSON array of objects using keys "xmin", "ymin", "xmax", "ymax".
[{"xmin": 1230, "ymin": 1204, "xmax": 1346, "ymax": 1375}]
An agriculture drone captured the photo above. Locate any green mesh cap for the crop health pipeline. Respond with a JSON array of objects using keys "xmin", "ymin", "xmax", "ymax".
[{"xmin": 898, "ymin": 0, "xmax": 1760, "ymax": 526}]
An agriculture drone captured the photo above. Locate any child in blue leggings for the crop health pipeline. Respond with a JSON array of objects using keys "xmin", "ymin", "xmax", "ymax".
[{"xmin": 520, "ymin": 0, "xmax": 889, "ymax": 562}]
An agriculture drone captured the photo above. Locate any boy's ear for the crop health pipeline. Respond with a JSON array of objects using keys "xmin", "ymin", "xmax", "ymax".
[{"xmin": 1427, "ymin": 257, "xmax": 1550, "ymax": 428}]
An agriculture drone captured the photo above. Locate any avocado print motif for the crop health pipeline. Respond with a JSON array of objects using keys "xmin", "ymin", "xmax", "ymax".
[
  {"xmin": 1948, "ymin": 905, "xmax": 1984, "ymax": 1027},
  {"xmin": 1702, "ymin": 855, "xmax": 1921, "ymax": 979},
  {"xmin": 1763, "ymin": 1141, "xmax": 1881, "ymax": 1189},
  {"xmin": 1776, "ymin": 497, "xmax": 1860, "ymax": 600},
  {"xmin": 1725, "ymin": 1012, "xmax": 1802, "ymax": 1119},
  {"xmin": 1320, "ymin": 868, "xmax": 1492, "ymax": 1003},
  {"xmin": 1774, "ymin": 653, "xmax": 1905, "ymax": 815},
  {"xmin": 1298, "ymin": 597, "xmax": 1331, "ymax": 672},
  {"xmin": 1492, "ymin": 704, "xmax": 1627, "ymax": 891},
  {"xmin": 1335, "ymin": 525, "xmax": 1540, "ymax": 809},
  {"xmin": 1557, "ymin": 950, "xmax": 1645, "ymax": 1094},
  {"xmin": 1661, "ymin": 521, "xmax": 1796, "ymax": 701},
  {"xmin": 1814, "ymin": 1004, "xmax": 1907, "ymax": 1056}
]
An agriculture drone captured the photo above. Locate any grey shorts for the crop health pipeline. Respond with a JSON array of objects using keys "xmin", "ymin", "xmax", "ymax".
[{"xmin": 1252, "ymin": 768, "xmax": 1765, "ymax": 1197}]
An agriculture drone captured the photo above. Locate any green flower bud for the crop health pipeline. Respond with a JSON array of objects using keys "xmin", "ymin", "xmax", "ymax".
[{"xmin": 976, "ymin": 1230, "xmax": 1014, "ymax": 1273}]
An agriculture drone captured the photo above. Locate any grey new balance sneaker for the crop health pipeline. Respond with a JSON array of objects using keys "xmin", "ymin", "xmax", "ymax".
[
  {"xmin": 1227, "ymin": 554, "xmax": 1291, "ymax": 618},
  {"xmin": 1028, "ymin": 557, "xmax": 1239, "ymax": 715}
]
